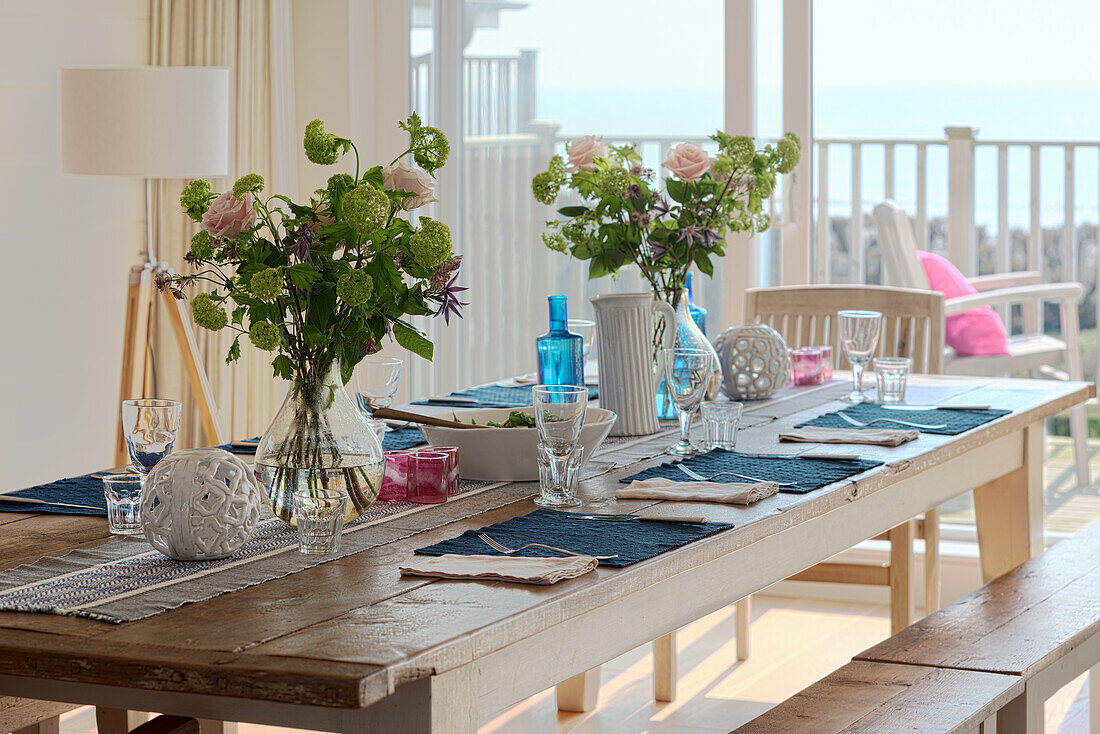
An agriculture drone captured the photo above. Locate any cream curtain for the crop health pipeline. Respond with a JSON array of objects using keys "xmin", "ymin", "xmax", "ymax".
[{"xmin": 150, "ymin": 0, "xmax": 296, "ymax": 447}]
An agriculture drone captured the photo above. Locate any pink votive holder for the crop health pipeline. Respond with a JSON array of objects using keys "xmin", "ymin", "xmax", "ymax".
[
  {"xmin": 432, "ymin": 446, "xmax": 460, "ymax": 495},
  {"xmin": 380, "ymin": 450, "xmax": 412, "ymax": 502},
  {"xmin": 407, "ymin": 451, "xmax": 449, "ymax": 505},
  {"xmin": 791, "ymin": 345, "xmax": 833, "ymax": 386}
]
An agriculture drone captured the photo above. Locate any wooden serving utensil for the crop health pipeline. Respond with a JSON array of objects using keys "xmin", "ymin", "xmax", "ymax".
[{"xmin": 372, "ymin": 407, "xmax": 479, "ymax": 430}]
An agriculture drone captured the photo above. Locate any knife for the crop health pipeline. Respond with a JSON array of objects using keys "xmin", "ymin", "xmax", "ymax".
[
  {"xmin": 881, "ymin": 404, "xmax": 991, "ymax": 411},
  {"xmin": 0, "ymin": 495, "xmax": 103, "ymax": 511},
  {"xmin": 573, "ymin": 513, "xmax": 708, "ymax": 524}
]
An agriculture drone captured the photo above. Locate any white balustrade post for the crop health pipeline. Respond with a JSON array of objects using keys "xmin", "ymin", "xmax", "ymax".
[
  {"xmin": 781, "ymin": 0, "xmax": 813, "ymax": 286},
  {"xmin": 517, "ymin": 49, "xmax": 537, "ymax": 127},
  {"xmin": 945, "ymin": 125, "xmax": 978, "ymax": 276}
]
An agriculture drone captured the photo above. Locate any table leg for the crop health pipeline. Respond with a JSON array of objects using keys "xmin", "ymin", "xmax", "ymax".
[
  {"xmin": 973, "ymin": 422, "xmax": 1045, "ymax": 584},
  {"xmin": 342, "ymin": 665, "xmax": 477, "ymax": 734},
  {"xmin": 96, "ymin": 708, "xmax": 148, "ymax": 734},
  {"xmin": 996, "ymin": 687, "xmax": 1043, "ymax": 734},
  {"xmin": 556, "ymin": 668, "xmax": 600, "ymax": 713},
  {"xmin": 197, "ymin": 721, "xmax": 236, "ymax": 734},
  {"xmin": 735, "ymin": 597, "xmax": 751, "ymax": 661},
  {"xmin": 1090, "ymin": 664, "xmax": 1100, "ymax": 734},
  {"xmin": 653, "ymin": 632, "xmax": 676, "ymax": 702},
  {"xmin": 14, "ymin": 717, "xmax": 59, "ymax": 734},
  {"xmin": 888, "ymin": 521, "xmax": 914, "ymax": 634}
]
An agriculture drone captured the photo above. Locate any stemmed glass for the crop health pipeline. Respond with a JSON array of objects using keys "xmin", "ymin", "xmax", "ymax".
[
  {"xmin": 568, "ymin": 319, "xmax": 597, "ymax": 363},
  {"xmin": 354, "ymin": 358, "xmax": 403, "ymax": 435},
  {"xmin": 662, "ymin": 348, "xmax": 715, "ymax": 456},
  {"xmin": 121, "ymin": 399, "xmax": 181, "ymax": 475},
  {"xmin": 532, "ymin": 385, "xmax": 588, "ymax": 508},
  {"xmin": 837, "ymin": 310, "xmax": 882, "ymax": 403}
]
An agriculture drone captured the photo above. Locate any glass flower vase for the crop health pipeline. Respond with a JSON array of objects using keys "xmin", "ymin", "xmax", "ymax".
[
  {"xmin": 254, "ymin": 357, "xmax": 384, "ymax": 526},
  {"xmin": 655, "ymin": 293, "xmax": 721, "ymax": 419}
]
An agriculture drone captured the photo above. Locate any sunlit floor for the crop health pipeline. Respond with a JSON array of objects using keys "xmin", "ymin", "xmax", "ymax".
[{"xmin": 57, "ymin": 596, "xmax": 1091, "ymax": 733}]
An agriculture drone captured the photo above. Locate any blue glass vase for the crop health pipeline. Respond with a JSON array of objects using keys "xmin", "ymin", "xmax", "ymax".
[
  {"xmin": 537, "ymin": 295, "xmax": 584, "ymax": 387},
  {"xmin": 685, "ymin": 273, "xmax": 707, "ymax": 335}
]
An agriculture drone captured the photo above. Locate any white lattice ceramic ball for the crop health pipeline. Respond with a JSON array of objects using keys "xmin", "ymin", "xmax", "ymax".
[
  {"xmin": 714, "ymin": 324, "xmax": 791, "ymax": 400},
  {"xmin": 141, "ymin": 448, "xmax": 261, "ymax": 561}
]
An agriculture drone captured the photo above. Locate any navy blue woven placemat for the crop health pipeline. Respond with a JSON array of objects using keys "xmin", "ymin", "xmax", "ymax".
[
  {"xmin": 797, "ymin": 403, "xmax": 1011, "ymax": 436},
  {"xmin": 216, "ymin": 427, "xmax": 425, "ymax": 455},
  {"xmin": 414, "ymin": 508, "xmax": 732, "ymax": 568},
  {"xmin": 0, "ymin": 475, "xmax": 108, "ymax": 517},
  {"xmin": 216, "ymin": 437, "xmax": 260, "ymax": 454},
  {"xmin": 621, "ymin": 449, "xmax": 883, "ymax": 495},
  {"xmin": 413, "ymin": 384, "xmax": 598, "ymax": 409}
]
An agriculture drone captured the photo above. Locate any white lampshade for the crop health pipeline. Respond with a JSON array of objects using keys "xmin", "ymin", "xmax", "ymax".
[{"xmin": 61, "ymin": 67, "xmax": 230, "ymax": 178}]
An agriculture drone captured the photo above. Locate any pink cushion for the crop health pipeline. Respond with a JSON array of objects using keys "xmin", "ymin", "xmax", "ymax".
[{"xmin": 916, "ymin": 251, "xmax": 1010, "ymax": 356}]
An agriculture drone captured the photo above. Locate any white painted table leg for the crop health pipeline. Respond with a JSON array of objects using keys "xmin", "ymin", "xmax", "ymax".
[
  {"xmin": 996, "ymin": 688, "xmax": 1043, "ymax": 734},
  {"xmin": 197, "ymin": 721, "xmax": 237, "ymax": 734},
  {"xmin": 735, "ymin": 597, "xmax": 751, "ymax": 661},
  {"xmin": 14, "ymin": 716, "xmax": 59, "ymax": 734},
  {"xmin": 888, "ymin": 521, "xmax": 914, "ymax": 634},
  {"xmin": 96, "ymin": 708, "xmax": 148, "ymax": 734},
  {"xmin": 653, "ymin": 632, "xmax": 676, "ymax": 702},
  {"xmin": 343, "ymin": 665, "xmax": 478, "ymax": 734},
  {"xmin": 923, "ymin": 507, "xmax": 942, "ymax": 615},
  {"xmin": 1090, "ymin": 663, "xmax": 1100, "ymax": 734},
  {"xmin": 556, "ymin": 667, "xmax": 600, "ymax": 713},
  {"xmin": 973, "ymin": 423, "xmax": 1045, "ymax": 584}
]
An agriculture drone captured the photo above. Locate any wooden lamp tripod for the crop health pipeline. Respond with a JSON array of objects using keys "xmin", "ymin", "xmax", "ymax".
[{"xmin": 60, "ymin": 67, "xmax": 231, "ymax": 464}]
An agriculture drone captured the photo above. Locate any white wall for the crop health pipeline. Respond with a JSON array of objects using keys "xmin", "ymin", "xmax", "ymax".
[{"xmin": 0, "ymin": 1, "xmax": 150, "ymax": 489}]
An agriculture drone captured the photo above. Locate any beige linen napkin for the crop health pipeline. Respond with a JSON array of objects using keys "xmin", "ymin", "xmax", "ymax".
[
  {"xmin": 399, "ymin": 554, "xmax": 598, "ymax": 585},
  {"xmin": 779, "ymin": 426, "xmax": 917, "ymax": 447},
  {"xmin": 615, "ymin": 478, "xmax": 779, "ymax": 505}
]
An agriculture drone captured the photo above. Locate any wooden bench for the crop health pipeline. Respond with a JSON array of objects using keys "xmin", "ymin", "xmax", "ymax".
[
  {"xmin": 0, "ymin": 697, "xmax": 77, "ymax": 734},
  {"xmin": 731, "ymin": 660, "xmax": 1022, "ymax": 733},
  {"xmin": 854, "ymin": 519, "xmax": 1100, "ymax": 734}
]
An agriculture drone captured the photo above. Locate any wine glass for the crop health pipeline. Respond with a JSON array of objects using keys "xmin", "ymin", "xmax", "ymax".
[
  {"xmin": 568, "ymin": 319, "xmax": 597, "ymax": 363},
  {"xmin": 837, "ymin": 310, "xmax": 882, "ymax": 403},
  {"xmin": 121, "ymin": 399, "xmax": 181, "ymax": 475},
  {"xmin": 662, "ymin": 347, "xmax": 715, "ymax": 456},
  {"xmin": 355, "ymin": 357, "xmax": 403, "ymax": 425},
  {"xmin": 532, "ymin": 385, "xmax": 588, "ymax": 507}
]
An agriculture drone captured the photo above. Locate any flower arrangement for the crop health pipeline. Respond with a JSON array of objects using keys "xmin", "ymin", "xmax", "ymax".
[
  {"xmin": 160, "ymin": 113, "xmax": 465, "ymax": 386},
  {"xmin": 531, "ymin": 131, "xmax": 801, "ymax": 307}
]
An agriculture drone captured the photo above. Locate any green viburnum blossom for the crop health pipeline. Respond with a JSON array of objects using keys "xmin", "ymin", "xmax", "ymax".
[
  {"xmin": 542, "ymin": 232, "xmax": 568, "ymax": 253},
  {"xmin": 248, "ymin": 321, "xmax": 280, "ymax": 351},
  {"xmin": 531, "ymin": 172, "xmax": 560, "ymax": 205},
  {"xmin": 412, "ymin": 126, "xmax": 450, "ymax": 173},
  {"xmin": 336, "ymin": 270, "xmax": 374, "ymax": 307},
  {"xmin": 561, "ymin": 219, "xmax": 590, "ymax": 247},
  {"xmin": 232, "ymin": 173, "xmax": 264, "ymax": 198},
  {"xmin": 249, "ymin": 267, "xmax": 282, "ymax": 302},
  {"xmin": 776, "ymin": 133, "xmax": 801, "ymax": 173},
  {"xmin": 180, "ymin": 179, "xmax": 213, "ymax": 222},
  {"xmin": 595, "ymin": 167, "xmax": 630, "ymax": 199},
  {"xmin": 191, "ymin": 293, "xmax": 227, "ymax": 331},
  {"xmin": 725, "ymin": 135, "xmax": 756, "ymax": 167},
  {"xmin": 710, "ymin": 154, "xmax": 735, "ymax": 180},
  {"xmin": 547, "ymin": 154, "xmax": 567, "ymax": 179},
  {"xmin": 326, "ymin": 173, "xmax": 355, "ymax": 203},
  {"xmin": 342, "ymin": 184, "xmax": 389, "ymax": 236},
  {"xmin": 409, "ymin": 217, "xmax": 452, "ymax": 267},
  {"xmin": 189, "ymin": 231, "xmax": 215, "ymax": 260},
  {"xmin": 304, "ymin": 119, "xmax": 339, "ymax": 165}
]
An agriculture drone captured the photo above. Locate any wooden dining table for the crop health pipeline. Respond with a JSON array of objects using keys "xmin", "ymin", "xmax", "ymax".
[{"xmin": 0, "ymin": 374, "xmax": 1091, "ymax": 733}]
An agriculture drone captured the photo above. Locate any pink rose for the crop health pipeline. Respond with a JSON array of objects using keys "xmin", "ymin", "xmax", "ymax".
[
  {"xmin": 201, "ymin": 191, "xmax": 256, "ymax": 240},
  {"xmin": 663, "ymin": 142, "xmax": 711, "ymax": 182},
  {"xmin": 382, "ymin": 163, "xmax": 438, "ymax": 210},
  {"xmin": 566, "ymin": 135, "xmax": 610, "ymax": 172}
]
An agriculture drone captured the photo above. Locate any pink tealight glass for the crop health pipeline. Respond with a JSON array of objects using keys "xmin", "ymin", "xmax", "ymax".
[
  {"xmin": 380, "ymin": 450, "xmax": 412, "ymax": 501},
  {"xmin": 432, "ymin": 446, "xmax": 460, "ymax": 496},
  {"xmin": 407, "ymin": 451, "xmax": 449, "ymax": 504},
  {"xmin": 791, "ymin": 345, "xmax": 833, "ymax": 386}
]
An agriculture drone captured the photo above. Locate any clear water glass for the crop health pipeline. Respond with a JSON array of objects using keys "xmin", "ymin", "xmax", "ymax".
[
  {"xmin": 407, "ymin": 451, "xmax": 449, "ymax": 504},
  {"xmin": 701, "ymin": 400, "xmax": 743, "ymax": 450},
  {"xmin": 121, "ymin": 399, "xmax": 181, "ymax": 475},
  {"xmin": 567, "ymin": 319, "xmax": 597, "ymax": 362},
  {"xmin": 355, "ymin": 358, "xmax": 403, "ymax": 414},
  {"xmin": 837, "ymin": 310, "xmax": 882, "ymax": 404},
  {"xmin": 662, "ymin": 347, "xmax": 716, "ymax": 456},
  {"xmin": 292, "ymin": 489, "xmax": 348, "ymax": 555},
  {"xmin": 101, "ymin": 474, "xmax": 144, "ymax": 535},
  {"xmin": 874, "ymin": 357, "xmax": 912, "ymax": 403},
  {"xmin": 535, "ymin": 444, "xmax": 583, "ymax": 507},
  {"xmin": 532, "ymin": 385, "xmax": 588, "ymax": 502}
]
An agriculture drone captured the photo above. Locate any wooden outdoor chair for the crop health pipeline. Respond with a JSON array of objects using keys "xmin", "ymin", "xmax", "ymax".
[{"xmin": 873, "ymin": 199, "xmax": 1089, "ymax": 487}]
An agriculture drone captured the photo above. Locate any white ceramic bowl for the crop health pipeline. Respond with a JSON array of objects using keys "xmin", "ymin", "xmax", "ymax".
[{"xmin": 418, "ymin": 407, "xmax": 617, "ymax": 481}]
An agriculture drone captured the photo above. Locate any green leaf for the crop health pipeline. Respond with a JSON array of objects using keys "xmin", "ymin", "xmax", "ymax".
[
  {"xmin": 693, "ymin": 249, "xmax": 715, "ymax": 277},
  {"xmin": 302, "ymin": 324, "xmax": 325, "ymax": 347},
  {"xmin": 271, "ymin": 355, "xmax": 295, "ymax": 381},
  {"xmin": 286, "ymin": 263, "xmax": 322, "ymax": 290},
  {"xmin": 557, "ymin": 205, "xmax": 588, "ymax": 217},
  {"xmin": 231, "ymin": 306, "xmax": 246, "ymax": 326},
  {"xmin": 362, "ymin": 165, "xmax": 384, "ymax": 189},
  {"xmin": 225, "ymin": 337, "xmax": 241, "ymax": 365},
  {"xmin": 666, "ymin": 179, "xmax": 685, "ymax": 204},
  {"xmin": 307, "ymin": 283, "xmax": 337, "ymax": 331},
  {"xmin": 392, "ymin": 321, "xmax": 434, "ymax": 361}
]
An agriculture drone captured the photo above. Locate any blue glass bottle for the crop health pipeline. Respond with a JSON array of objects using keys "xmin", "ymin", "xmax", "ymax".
[
  {"xmin": 537, "ymin": 295, "xmax": 584, "ymax": 387},
  {"xmin": 685, "ymin": 272, "xmax": 707, "ymax": 335}
]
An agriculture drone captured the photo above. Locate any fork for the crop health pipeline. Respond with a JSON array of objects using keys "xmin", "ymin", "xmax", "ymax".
[
  {"xmin": 835, "ymin": 412, "xmax": 946, "ymax": 430},
  {"xmin": 677, "ymin": 463, "xmax": 796, "ymax": 487},
  {"xmin": 477, "ymin": 533, "xmax": 618, "ymax": 560}
]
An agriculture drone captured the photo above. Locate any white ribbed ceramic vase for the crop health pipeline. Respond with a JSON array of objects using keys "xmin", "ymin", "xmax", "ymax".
[{"xmin": 590, "ymin": 293, "xmax": 676, "ymax": 436}]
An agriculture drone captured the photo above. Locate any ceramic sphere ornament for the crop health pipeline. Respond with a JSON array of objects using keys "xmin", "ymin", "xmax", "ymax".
[
  {"xmin": 714, "ymin": 324, "xmax": 791, "ymax": 400},
  {"xmin": 141, "ymin": 448, "xmax": 261, "ymax": 561}
]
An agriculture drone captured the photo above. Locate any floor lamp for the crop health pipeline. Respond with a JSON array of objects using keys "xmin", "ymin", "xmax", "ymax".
[{"xmin": 60, "ymin": 67, "xmax": 231, "ymax": 465}]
